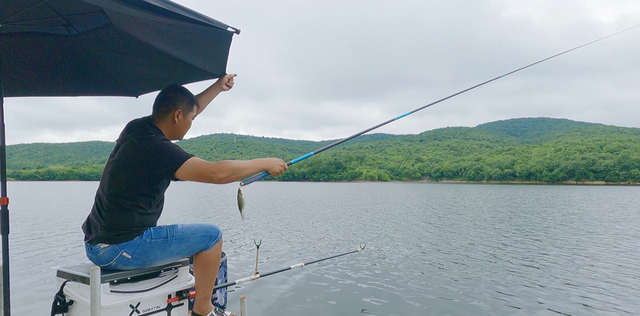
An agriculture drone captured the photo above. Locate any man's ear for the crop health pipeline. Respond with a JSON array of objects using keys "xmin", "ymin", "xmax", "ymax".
[{"xmin": 172, "ymin": 109, "xmax": 183, "ymax": 123}]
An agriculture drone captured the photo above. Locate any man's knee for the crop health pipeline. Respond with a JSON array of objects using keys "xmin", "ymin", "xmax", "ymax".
[
  {"xmin": 209, "ymin": 227, "xmax": 222, "ymax": 248},
  {"xmin": 194, "ymin": 223, "xmax": 221, "ymax": 250}
]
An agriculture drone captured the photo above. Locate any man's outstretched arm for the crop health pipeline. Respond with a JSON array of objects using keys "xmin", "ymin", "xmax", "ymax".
[{"xmin": 175, "ymin": 157, "xmax": 287, "ymax": 184}]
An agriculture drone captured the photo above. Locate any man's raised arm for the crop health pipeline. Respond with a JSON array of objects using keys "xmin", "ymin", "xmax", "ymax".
[{"xmin": 195, "ymin": 74, "xmax": 237, "ymax": 116}]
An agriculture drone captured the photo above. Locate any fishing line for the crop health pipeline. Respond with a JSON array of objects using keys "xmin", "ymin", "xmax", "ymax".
[{"xmin": 240, "ymin": 23, "xmax": 640, "ymax": 187}]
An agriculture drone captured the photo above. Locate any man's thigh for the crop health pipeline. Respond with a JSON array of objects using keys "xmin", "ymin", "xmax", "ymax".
[{"xmin": 122, "ymin": 223, "xmax": 221, "ymax": 269}]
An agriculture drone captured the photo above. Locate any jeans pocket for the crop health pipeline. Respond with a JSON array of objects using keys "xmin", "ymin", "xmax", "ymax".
[
  {"xmin": 91, "ymin": 243, "xmax": 110, "ymax": 254},
  {"xmin": 86, "ymin": 243, "xmax": 123, "ymax": 268},
  {"xmin": 98, "ymin": 249, "xmax": 126, "ymax": 269},
  {"xmin": 111, "ymin": 255, "xmax": 150, "ymax": 270}
]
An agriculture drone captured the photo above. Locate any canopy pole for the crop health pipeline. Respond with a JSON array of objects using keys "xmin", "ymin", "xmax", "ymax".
[{"xmin": 0, "ymin": 58, "xmax": 10, "ymax": 316}]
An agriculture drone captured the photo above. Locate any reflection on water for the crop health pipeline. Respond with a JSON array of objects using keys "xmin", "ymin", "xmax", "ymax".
[{"xmin": 4, "ymin": 182, "xmax": 640, "ymax": 315}]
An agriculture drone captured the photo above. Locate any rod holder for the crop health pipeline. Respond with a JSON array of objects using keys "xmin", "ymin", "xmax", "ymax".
[{"xmin": 240, "ymin": 295, "xmax": 247, "ymax": 316}]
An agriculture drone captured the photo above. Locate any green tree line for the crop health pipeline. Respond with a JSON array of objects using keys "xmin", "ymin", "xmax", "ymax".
[{"xmin": 7, "ymin": 118, "xmax": 640, "ymax": 183}]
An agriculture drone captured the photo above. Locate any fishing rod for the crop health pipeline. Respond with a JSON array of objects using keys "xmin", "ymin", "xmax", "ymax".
[
  {"xmin": 239, "ymin": 24, "xmax": 640, "ymax": 187},
  {"xmin": 214, "ymin": 244, "xmax": 365, "ymax": 291},
  {"xmin": 168, "ymin": 244, "xmax": 366, "ymax": 304}
]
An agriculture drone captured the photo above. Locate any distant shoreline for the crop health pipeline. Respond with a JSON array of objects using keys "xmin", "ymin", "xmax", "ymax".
[
  {"xmin": 333, "ymin": 179, "xmax": 640, "ymax": 185},
  {"xmin": 7, "ymin": 179, "xmax": 639, "ymax": 185},
  {"xmin": 434, "ymin": 180, "xmax": 640, "ymax": 185}
]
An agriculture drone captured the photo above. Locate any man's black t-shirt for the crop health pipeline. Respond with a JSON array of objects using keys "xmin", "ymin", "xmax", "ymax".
[{"xmin": 82, "ymin": 116, "xmax": 194, "ymax": 245}]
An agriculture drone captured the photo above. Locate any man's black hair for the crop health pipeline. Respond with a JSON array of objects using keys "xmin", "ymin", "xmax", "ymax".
[{"xmin": 152, "ymin": 84, "xmax": 199, "ymax": 120}]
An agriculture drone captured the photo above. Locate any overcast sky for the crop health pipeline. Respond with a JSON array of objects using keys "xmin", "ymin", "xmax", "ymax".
[{"xmin": 3, "ymin": 0, "xmax": 640, "ymax": 145}]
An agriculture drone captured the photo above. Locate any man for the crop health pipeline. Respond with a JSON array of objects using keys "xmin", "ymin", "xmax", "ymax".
[{"xmin": 82, "ymin": 74, "xmax": 287, "ymax": 316}]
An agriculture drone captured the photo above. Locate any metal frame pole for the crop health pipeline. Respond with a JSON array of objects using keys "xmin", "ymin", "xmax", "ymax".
[
  {"xmin": 90, "ymin": 266, "xmax": 101, "ymax": 316},
  {"xmin": 0, "ymin": 57, "xmax": 11, "ymax": 316}
]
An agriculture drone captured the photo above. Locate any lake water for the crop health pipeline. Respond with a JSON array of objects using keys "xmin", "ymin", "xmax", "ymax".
[{"xmin": 3, "ymin": 181, "xmax": 639, "ymax": 315}]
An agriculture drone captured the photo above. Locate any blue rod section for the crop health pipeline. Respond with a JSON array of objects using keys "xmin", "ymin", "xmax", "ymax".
[{"xmin": 290, "ymin": 152, "xmax": 314, "ymax": 164}]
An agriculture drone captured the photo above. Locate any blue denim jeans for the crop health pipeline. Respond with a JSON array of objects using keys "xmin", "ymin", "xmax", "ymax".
[{"xmin": 85, "ymin": 223, "xmax": 221, "ymax": 270}]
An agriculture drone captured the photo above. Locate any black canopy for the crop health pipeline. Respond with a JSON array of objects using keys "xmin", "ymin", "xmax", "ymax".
[
  {"xmin": 0, "ymin": 1, "xmax": 239, "ymax": 314},
  {"xmin": 1, "ymin": 0, "xmax": 240, "ymax": 97}
]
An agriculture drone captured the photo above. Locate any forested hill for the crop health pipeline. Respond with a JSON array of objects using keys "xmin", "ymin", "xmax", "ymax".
[{"xmin": 6, "ymin": 117, "xmax": 640, "ymax": 183}]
